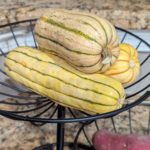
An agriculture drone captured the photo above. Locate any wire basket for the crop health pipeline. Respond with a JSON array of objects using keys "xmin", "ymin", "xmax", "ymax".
[{"xmin": 0, "ymin": 19, "xmax": 150, "ymax": 150}]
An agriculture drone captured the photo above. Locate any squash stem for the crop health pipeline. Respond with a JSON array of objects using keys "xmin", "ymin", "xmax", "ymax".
[
  {"xmin": 102, "ymin": 48, "xmax": 111, "ymax": 64},
  {"xmin": 129, "ymin": 60, "xmax": 135, "ymax": 68}
]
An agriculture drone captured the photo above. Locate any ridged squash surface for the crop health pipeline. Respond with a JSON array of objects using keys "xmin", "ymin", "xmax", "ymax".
[
  {"xmin": 35, "ymin": 9, "xmax": 120, "ymax": 73},
  {"xmin": 4, "ymin": 47, "xmax": 125, "ymax": 114}
]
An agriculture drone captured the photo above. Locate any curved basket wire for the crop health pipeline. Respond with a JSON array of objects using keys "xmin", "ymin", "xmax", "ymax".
[{"xmin": 0, "ymin": 19, "xmax": 150, "ymax": 126}]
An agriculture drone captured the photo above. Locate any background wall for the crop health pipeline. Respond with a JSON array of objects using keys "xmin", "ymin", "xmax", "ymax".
[{"xmin": 0, "ymin": 0, "xmax": 150, "ymax": 29}]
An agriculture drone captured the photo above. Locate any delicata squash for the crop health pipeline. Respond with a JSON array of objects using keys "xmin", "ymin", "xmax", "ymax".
[
  {"xmin": 35, "ymin": 9, "xmax": 120, "ymax": 73},
  {"xmin": 104, "ymin": 43, "xmax": 140, "ymax": 86},
  {"xmin": 4, "ymin": 47, "xmax": 125, "ymax": 114}
]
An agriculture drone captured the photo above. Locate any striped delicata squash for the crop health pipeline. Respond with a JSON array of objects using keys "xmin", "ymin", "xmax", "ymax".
[
  {"xmin": 4, "ymin": 47, "xmax": 125, "ymax": 114},
  {"xmin": 104, "ymin": 43, "xmax": 140, "ymax": 86},
  {"xmin": 34, "ymin": 9, "xmax": 120, "ymax": 74}
]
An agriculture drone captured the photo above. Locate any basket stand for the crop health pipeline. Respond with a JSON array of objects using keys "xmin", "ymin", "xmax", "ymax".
[{"xmin": 57, "ymin": 106, "xmax": 65, "ymax": 150}]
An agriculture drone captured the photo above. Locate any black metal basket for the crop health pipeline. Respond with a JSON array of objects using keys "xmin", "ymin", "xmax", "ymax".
[{"xmin": 0, "ymin": 19, "xmax": 150, "ymax": 150}]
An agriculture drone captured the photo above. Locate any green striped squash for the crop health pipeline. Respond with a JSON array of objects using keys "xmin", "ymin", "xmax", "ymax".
[
  {"xmin": 4, "ymin": 47, "xmax": 125, "ymax": 114},
  {"xmin": 34, "ymin": 9, "xmax": 120, "ymax": 74}
]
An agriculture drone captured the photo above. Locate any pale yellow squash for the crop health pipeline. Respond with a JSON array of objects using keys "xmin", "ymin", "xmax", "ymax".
[{"xmin": 34, "ymin": 9, "xmax": 120, "ymax": 73}]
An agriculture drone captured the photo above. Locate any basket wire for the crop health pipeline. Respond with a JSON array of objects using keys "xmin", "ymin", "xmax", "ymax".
[{"xmin": 0, "ymin": 19, "xmax": 150, "ymax": 150}]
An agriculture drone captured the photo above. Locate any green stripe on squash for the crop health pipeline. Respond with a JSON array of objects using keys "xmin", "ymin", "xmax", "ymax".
[
  {"xmin": 57, "ymin": 10, "xmax": 108, "ymax": 46},
  {"xmin": 6, "ymin": 55, "xmax": 117, "ymax": 101},
  {"xmin": 40, "ymin": 16, "xmax": 101, "ymax": 46},
  {"xmin": 39, "ymin": 46, "xmax": 102, "ymax": 68},
  {"xmin": 35, "ymin": 33, "xmax": 100, "ymax": 55},
  {"xmin": 10, "ymin": 49, "xmax": 121, "ymax": 98},
  {"xmin": 5, "ymin": 63, "xmax": 117, "ymax": 106}
]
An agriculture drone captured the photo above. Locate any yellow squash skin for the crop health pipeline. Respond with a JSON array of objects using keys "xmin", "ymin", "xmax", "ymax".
[
  {"xmin": 34, "ymin": 9, "xmax": 120, "ymax": 74},
  {"xmin": 104, "ymin": 43, "xmax": 140, "ymax": 86},
  {"xmin": 4, "ymin": 47, "xmax": 125, "ymax": 114}
]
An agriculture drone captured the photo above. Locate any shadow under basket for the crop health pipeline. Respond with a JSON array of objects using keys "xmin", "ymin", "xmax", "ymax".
[{"xmin": 0, "ymin": 19, "xmax": 150, "ymax": 150}]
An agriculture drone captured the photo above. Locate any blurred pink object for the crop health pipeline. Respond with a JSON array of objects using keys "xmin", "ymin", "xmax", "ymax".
[{"xmin": 92, "ymin": 130, "xmax": 150, "ymax": 150}]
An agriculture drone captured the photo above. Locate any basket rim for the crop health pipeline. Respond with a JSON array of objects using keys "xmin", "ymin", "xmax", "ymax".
[
  {"xmin": 0, "ymin": 18, "xmax": 149, "ymax": 48},
  {"xmin": 0, "ymin": 19, "xmax": 150, "ymax": 123}
]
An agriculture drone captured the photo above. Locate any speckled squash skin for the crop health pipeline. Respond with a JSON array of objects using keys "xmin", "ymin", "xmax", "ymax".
[
  {"xmin": 104, "ymin": 43, "xmax": 140, "ymax": 86},
  {"xmin": 34, "ymin": 9, "xmax": 120, "ymax": 73},
  {"xmin": 4, "ymin": 47, "xmax": 125, "ymax": 114}
]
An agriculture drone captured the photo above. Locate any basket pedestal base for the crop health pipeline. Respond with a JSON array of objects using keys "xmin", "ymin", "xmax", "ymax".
[{"xmin": 33, "ymin": 143, "xmax": 94, "ymax": 150}]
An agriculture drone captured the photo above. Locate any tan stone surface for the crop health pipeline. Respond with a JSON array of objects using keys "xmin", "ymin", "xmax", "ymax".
[
  {"xmin": 0, "ymin": 98, "xmax": 150, "ymax": 149},
  {"xmin": 0, "ymin": 0, "xmax": 150, "ymax": 149},
  {"xmin": 0, "ymin": 0, "xmax": 149, "ymax": 29}
]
